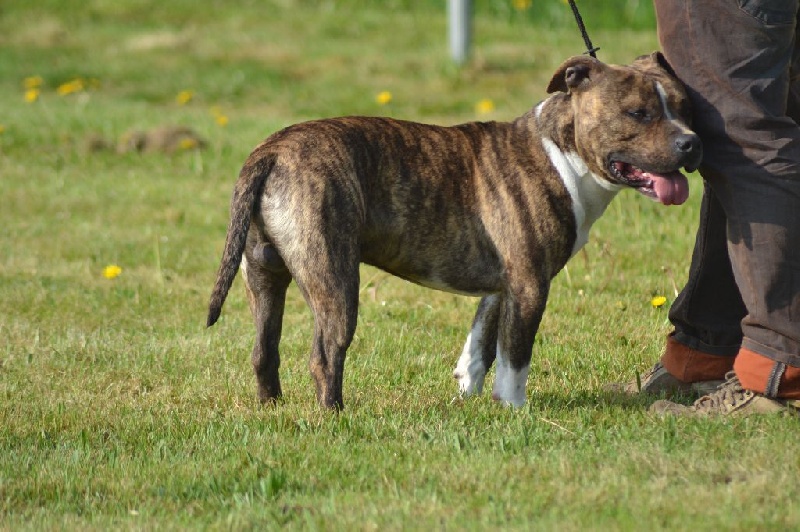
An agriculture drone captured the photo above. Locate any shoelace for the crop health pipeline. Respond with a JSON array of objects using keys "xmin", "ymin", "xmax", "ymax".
[{"xmin": 693, "ymin": 371, "xmax": 752, "ymax": 411}]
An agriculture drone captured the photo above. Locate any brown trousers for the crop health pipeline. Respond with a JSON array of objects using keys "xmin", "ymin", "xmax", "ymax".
[{"xmin": 654, "ymin": 0, "xmax": 800, "ymax": 397}]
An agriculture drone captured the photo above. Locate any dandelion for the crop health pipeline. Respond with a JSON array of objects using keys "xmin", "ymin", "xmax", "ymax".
[
  {"xmin": 24, "ymin": 88, "xmax": 40, "ymax": 103},
  {"xmin": 513, "ymin": 0, "xmax": 532, "ymax": 10},
  {"xmin": 651, "ymin": 295, "xmax": 667, "ymax": 308},
  {"xmin": 176, "ymin": 90, "xmax": 194, "ymax": 105},
  {"xmin": 102, "ymin": 264, "xmax": 123, "ymax": 280},
  {"xmin": 179, "ymin": 137, "xmax": 199, "ymax": 150},
  {"xmin": 475, "ymin": 98, "xmax": 495, "ymax": 115},
  {"xmin": 375, "ymin": 91, "xmax": 392, "ymax": 105},
  {"xmin": 210, "ymin": 106, "xmax": 229, "ymax": 127},
  {"xmin": 57, "ymin": 78, "xmax": 84, "ymax": 96},
  {"xmin": 0, "ymin": 125, "xmax": 5, "ymax": 134},
  {"xmin": 24, "ymin": 76, "xmax": 43, "ymax": 89}
]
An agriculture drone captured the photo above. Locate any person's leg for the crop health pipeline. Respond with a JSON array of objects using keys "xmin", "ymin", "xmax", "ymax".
[
  {"xmin": 650, "ymin": 0, "xmax": 800, "ymax": 413},
  {"xmin": 736, "ymin": 2, "xmax": 800, "ymax": 399}
]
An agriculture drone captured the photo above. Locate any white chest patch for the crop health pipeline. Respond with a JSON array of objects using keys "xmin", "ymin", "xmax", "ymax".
[
  {"xmin": 541, "ymin": 138, "xmax": 620, "ymax": 256},
  {"xmin": 535, "ymin": 123, "xmax": 621, "ymax": 256}
]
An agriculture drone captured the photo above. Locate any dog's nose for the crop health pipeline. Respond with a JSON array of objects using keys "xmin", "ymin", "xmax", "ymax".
[
  {"xmin": 675, "ymin": 133, "xmax": 702, "ymax": 171},
  {"xmin": 675, "ymin": 133, "xmax": 701, "ymax": 155}
]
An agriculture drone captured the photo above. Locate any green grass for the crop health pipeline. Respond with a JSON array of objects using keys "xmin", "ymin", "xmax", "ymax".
[{"xmin": 2, "ymin": 0, "xmax": 799, "ymax": 529}]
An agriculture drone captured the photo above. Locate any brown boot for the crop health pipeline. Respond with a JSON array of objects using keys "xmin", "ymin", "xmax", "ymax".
[
  {"xmin": 607, "ymin": 362, "xmax": 724, "ymax": 397},
  {"xmin": 607, "ymin": 334, "xmax": 733, "ymax": 398}
]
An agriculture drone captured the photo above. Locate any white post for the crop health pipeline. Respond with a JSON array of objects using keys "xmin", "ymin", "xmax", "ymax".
[{"xmin": 448, "ymin": 0, "xmax": 472, "ymax": 65}]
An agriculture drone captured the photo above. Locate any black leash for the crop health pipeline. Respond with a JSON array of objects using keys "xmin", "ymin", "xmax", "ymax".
[{"xmin": 567, "ymin": 0, "xmax": 599, "ymax": 58}]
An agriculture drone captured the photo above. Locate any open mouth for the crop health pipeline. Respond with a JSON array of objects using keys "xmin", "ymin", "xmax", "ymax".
[{"xmin": 609, "ymin": 161, "xmax": 689, "ymax": 206}]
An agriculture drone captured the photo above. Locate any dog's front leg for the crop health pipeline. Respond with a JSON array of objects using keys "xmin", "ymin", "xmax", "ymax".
[
  {"xmin": 491, "ymin": 280, "xmax": 549, "ymax": 407},
  {"xmin": 454, "ymin": 294, "xmax": 501, "ymax": 397}
]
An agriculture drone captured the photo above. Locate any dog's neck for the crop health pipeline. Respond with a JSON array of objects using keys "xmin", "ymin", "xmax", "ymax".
[
  {"xmin": 529, "ymin": 93, "xmax": 577, "ymax": 152},
  {"xmin": 529, "ymin": 96, "xmax": 622, "ymax": 256}
]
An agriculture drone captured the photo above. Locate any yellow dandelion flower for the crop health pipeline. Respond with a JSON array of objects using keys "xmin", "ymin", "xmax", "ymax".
[
  {"xmin": 0, "ymin": 125, "xmax": 5, "ymax": 134},
  {"xmin": 208, "ymin": 106, "xmax": 229, "ymax": 126},
  {"xmin": 179, "ymin": 137, "xmax": 199, "ymax": 150},
  {"xmin": 651, "ymin": 295, "xmax": 667, "ymax": 308},
  {"xmin": 57, "ymin": 78, "xmax": 84, "ymax": 96},
  {"xmin": 176, "ymin": 90, "xmax": 194, "ymax": 105},
  {"xmin": 475, "ymin": 98, "xmax": 495, "ymax": 115},
  {"xmin": 513, "ymin": 0, "xmax": 532, "ymax": 10},
  {"xmin": 24, "ymin": 76, "xmax": 43, "ymax": 89},
  {"xmin": 24, "ymin": 88, "xmax": 40, "ymax": 103},
  {"xmin": 375, "ymin": 91, "xmax": 392, "ymax": 105},
  {"xmin": 102, "ymin": 264, "xmax": 123, "ymax": 280}
]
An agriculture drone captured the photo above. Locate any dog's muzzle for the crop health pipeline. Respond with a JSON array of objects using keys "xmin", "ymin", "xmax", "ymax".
[
  {"xmin": 609, "ymin": 131, "xmax": 702, "ymax": 207},
  {"xmin": 674, "ymin": 132, "xmax": 702, "ymax": 173}
]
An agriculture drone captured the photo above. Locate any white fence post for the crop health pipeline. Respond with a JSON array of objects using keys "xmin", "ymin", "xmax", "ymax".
[{"xmin": 448, "ymin": 0, "xmax": 472, "ymax": 65}]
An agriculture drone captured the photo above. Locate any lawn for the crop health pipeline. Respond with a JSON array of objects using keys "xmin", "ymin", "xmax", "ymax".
[{"xmin": 2, "ymin": 0, "xmax": 798, "ymax": 529}]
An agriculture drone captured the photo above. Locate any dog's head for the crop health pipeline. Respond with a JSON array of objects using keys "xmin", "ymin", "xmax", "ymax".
[{"xmin": 546, "ymin": 52, "xmax": 701, "ymax": 205}]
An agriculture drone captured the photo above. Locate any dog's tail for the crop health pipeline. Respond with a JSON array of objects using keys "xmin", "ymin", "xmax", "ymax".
[{"xmin": 206, "ymin": 154, "xmax": 276, "ymax": 327}]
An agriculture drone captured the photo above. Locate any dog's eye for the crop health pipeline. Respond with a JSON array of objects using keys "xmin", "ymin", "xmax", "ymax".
[{"xmin": 627, "ymin": 109, "xmax": 650, "ymax": 122}]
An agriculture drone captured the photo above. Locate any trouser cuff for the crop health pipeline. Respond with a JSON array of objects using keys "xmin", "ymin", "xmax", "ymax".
[
  {"xmin": 660, "ymin": 334, "xmax": 734, "ymax": 383},
  {"xmin": 734, "ymin": 347, "xmax": 800, "ymax": 399}
]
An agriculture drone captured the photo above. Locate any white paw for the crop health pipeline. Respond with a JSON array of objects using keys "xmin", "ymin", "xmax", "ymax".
[
  {"xmin": 491, "ymin": 356, "xmax": 528, "ymax": 408},
  {"xmin": 453, "ymin": 332, "xmax": 487, "ymax": 397}
]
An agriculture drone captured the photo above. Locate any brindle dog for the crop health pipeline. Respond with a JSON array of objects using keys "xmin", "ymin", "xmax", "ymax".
[{"xmin": 207, "ymin": 53, "xmax": 701, "ymax": 409}]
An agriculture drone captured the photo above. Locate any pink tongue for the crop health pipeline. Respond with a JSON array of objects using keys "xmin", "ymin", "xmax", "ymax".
[{"xmin": 646, "ymin": 171, "xmax": 690, "ymax": 206}]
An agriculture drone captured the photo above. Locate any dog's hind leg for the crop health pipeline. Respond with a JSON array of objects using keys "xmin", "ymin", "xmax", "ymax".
[
  {"xmin": 454, "ymin": 294, "xmax": 501, "ymax": 397},
  {"xmin": 288, "ymin": 243, "xmax": 360, "ymax": 410},
  {"xmin": 241, "ymin": 244, "xmax": 292, "ymax": 404},
  {"xmin": 297, "ymin": 270, "xmax": 359, "ymax": 410}
]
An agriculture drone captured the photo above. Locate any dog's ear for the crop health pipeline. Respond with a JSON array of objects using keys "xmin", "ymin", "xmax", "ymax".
[
  {"xmin": 546, "ymin": 55, "xmax": 605, "ymax": 94},
  {"xmin": 653, "ymin": 51, "xmax": 678, "ymax": 78},
  {"xmin": 633, "ymin": 51, "xmax": 679, "ymax": 79}
]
